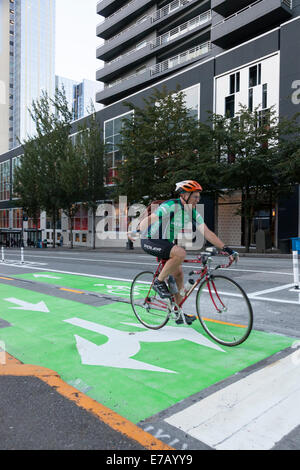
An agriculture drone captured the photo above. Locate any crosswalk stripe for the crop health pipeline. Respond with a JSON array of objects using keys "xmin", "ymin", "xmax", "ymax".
[{"xmin": 165, "ymin": 352, "xmax": 300, "ymax": 450}]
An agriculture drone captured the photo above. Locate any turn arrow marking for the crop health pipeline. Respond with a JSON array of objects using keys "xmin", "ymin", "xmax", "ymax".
[
  {"xmin": 65, "ymin": 318, "xmax": 225, "ymax": 373},
  {"xmin": 4, "ymin": 298, "xmax": 50, "ymax": 313}
]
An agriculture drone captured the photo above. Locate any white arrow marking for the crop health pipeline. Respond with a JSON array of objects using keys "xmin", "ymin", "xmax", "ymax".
[
  {"xmin": 65, "ymin": 318, "xmax": 225, "ymax": 373},
  {"xmin": 33, "ymin": 274, "xmax": 62, "ymax": 279},
  {"xmin": 4, "ymin": 298, "xmax": 50, "ymax": 313}
]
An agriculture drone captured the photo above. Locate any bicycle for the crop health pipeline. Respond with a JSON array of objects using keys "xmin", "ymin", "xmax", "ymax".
[{"xmin": 130, "ymin": 248, "xmax": 253, "ymax": 347}]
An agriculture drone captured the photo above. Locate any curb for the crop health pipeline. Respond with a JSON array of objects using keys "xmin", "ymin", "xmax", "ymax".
[{"xmin": 0, "ymin": 353, "xmax": 173, "ymax": 451}]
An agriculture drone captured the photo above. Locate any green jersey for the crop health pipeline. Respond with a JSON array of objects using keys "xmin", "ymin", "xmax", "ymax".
[{"xmin": 144, "ymin": 198, "xmax": 204, "ymax": 243}]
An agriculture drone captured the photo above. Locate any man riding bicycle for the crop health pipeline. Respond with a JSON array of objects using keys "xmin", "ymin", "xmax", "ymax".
[{"xmin": 138, "ymin": 180, "xmax": 238, "ymax": 323}]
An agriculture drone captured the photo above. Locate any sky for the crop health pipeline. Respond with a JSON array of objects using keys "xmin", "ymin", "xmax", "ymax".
[{"xmin": 55, "ymin": 0, "xmax": 103, "ymax": 83}]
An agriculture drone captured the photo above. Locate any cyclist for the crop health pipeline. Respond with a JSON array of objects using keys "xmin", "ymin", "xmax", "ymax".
[{"xmin": 139, "ymin": 180, "xmax": 238, "ymax": 323}]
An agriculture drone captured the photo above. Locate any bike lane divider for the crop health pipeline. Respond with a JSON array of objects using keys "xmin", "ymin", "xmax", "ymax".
[
  {"xmin": 12, "ymin": 271, "xmax": 133, "ymax": 298},
  {"xmin": 0, "ymin": 281, "xmax": 298, "ymax": 434}
]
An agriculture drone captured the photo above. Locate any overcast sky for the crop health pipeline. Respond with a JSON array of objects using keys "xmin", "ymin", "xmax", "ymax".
[{"xmin": 55, "ymin": 0, "xmax": 103, "ymax": 82}]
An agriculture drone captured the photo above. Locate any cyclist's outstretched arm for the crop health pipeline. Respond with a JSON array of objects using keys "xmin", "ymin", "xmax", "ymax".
[
  {"xmin": 197, "ymin": 223, "xmax": 225, "ymax": 250},
  {"xmin": 198, "ymin": 223, "xmax": 238, "ymax": 260}
]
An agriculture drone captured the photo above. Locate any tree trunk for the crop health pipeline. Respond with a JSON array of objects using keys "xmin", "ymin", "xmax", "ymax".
[
  {"xmin": 92, "ymin": 207, "xmax": 96, "ymax": 250},
  {"xmin": 52, "ymin": 211, "xmax": 56, "ymax": 249},
  {"xmin": 69, "ymin": 214, "xmax": 74, "ymax": 249}
]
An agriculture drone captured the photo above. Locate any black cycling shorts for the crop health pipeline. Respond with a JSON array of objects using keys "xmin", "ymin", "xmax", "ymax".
[{"xmin": 141, "ymin": 238, "xmax": 174, "ymax": 260}]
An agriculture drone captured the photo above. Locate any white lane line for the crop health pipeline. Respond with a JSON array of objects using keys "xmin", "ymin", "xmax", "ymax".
[
  {"xmin": 1, "ymin": 254, "xmax": 294, "ymax": 276},
  {"xmin": 249, "ymin": 283, "xmax": 295, "ymax": 297},
  {"xmin": 0, "ymin": 264, "xmax": 133, "ymax": 282},
  {"xmin": 251, "ymin": 296, "xmax": 300, "ymax": 305},
  {"xmin": 1, "ymin": 265, "xmax": 298, "ymax": 305},
  {"xmin": 165, "ymin": 352, "xmax": 300, "ymax": 450}
]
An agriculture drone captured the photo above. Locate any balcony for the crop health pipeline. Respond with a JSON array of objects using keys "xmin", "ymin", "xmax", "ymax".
[
  {"xmin": 212, "ymin": 0, "xmax": 254, "ymax": 17},
  {"xmin": 97, "ymin": 0, "xmax": 136, "ymax": 18},
  {"xmin": 211, "ymin": 0, "xmax": 293, "ymax": 49},
  {"xmin": 96, "ymin": 0, "xmax": 209, "ymax": 60},
  {"xmin": 97, "ymin": 10, "xmax": 212, "ymax": 82},
  {"xmin": 96, "ymin": 41, "xmax": 211, "ymax": 105},
  {"xmin": 96, "ymin": 0, "xmax": 157, "ymax": 39}
]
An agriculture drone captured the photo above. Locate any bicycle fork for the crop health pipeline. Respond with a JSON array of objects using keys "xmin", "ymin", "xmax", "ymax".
[{"xmin": 207, "ymin": 278, "xmax": 227, "ymax": 314}]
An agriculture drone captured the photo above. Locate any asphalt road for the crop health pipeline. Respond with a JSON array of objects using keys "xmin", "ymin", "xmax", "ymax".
[
  {"xmin": 2, "ymin": 247, "xmax": 299, "ymax": 338},
  {"xmin": 0, "ymin": 247, "xmax": 299, "ymax": 451}
]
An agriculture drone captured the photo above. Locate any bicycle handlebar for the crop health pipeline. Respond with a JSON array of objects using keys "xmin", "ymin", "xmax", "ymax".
[{"xmin": 185, "ymin": 250, "xmax": 238, "ymax": 273}]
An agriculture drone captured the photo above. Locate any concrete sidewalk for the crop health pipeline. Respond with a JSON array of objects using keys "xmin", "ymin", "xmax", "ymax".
[{"xmin": 4, "ymin": 245, "xmax": 294, "ymax": 258}]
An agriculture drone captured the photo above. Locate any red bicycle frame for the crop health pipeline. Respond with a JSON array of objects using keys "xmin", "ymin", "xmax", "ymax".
[{"xmin": 147, "ymin": 254, "xmax": 234, "ymax": 312}]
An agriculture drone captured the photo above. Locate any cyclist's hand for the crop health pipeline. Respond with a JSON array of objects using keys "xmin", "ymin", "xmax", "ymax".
[
  {"xmin": 222, "ymin": 246, "xmax": 239, "ymax": 263},
  {"xmin": 127, "ymin": 230, "xmax": 140, "ymax": 242}
]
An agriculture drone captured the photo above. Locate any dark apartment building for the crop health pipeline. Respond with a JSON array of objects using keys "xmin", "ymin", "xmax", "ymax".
[
  {"xmin": 95, "ymin": 0, "xmax": 298, "ymax": 106},
  {"xmin": 0, "ymin": 0, "xmax": 300, "ymax": 249}
]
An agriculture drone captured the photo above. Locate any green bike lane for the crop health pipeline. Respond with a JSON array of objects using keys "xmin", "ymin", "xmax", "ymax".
[{"xmin": 0, "ymin": 271, "xmax": 297, "ymax": 425}]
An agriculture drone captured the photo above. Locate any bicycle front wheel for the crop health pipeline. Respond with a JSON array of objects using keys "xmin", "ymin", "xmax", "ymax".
[
  {"xmin": 130, "ymin": 271, "xmax": 170, "ymax": 329},
  {"xmin": 196, "ymin": 275, "xmax": 253, "ymax": 346}
]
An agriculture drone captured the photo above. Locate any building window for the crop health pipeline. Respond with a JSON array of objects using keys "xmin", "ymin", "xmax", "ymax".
[
  {"xmin": 69, "ymin": 205, "xmax": 88, "ymax": 231},
  {"xmin": 262, "ymin": 84, "xmax": 268, "ymax": 109},
  {"xmin": 248, "ymin": 88, "xmax": 253, "ymax": 112},
  {"xmin": 182, "ymin": 84, "xmax": 200, "ymax": 119},
  {"xmin": 12, "ymin": 208, "xmax": 23, "ymax": 229},
  {"xmin": 230, "ymin": 72, "xmax": 240, "ymax": 94},
  {"xmin": 225, "ymin": 95, "xmax": 235, "ymax": 118},
  {"xmin": 0, "ymin": 161, "xmax": 11, "ymax": 201},
  {"xmin": 249, "ymin": 64, "xmax": 261, "ymax": 88},
  {"xmin": 0, "ymin": 210, "xmax": 10, "ymax": 229},
  {"xmin": 104, "ymin": 111, "xmax": 134, "ymax": 185},
  {"xmin": 12, "ymin": 155, "xmax": 22, "ymax": 197}
]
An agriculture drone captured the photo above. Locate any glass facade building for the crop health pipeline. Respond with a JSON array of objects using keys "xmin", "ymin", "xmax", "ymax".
[
  {"xmin": 56, "ymin": 76, "xmax": 103, "ymax": 121},
  {"xmin": 12, "ymin": 0, "xmax": 56, "ymax": 148}
]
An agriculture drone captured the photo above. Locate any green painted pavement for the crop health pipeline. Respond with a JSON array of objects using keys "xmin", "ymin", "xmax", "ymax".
[
  {"xmin": 0, "ymin": 282, "xmax": 297, "ymax": 424},
  {"xmin": 14, "ymin": 271, "xmax": 134, "ymax": 298}
]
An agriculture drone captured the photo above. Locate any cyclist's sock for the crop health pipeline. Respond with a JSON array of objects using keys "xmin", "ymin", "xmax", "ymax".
[{"xmin": 175, "ymin": 313, "xmax": 196, "ymax": 325}]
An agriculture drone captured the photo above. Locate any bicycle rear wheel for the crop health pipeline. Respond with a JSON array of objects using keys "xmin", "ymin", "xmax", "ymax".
[
  {"xmin": 130, "ymin": 271, "xmax": 170, "ymax": 329},
  {"xmin": 196, "ymin": 275, "xmax": 253, "ymax": 346}
]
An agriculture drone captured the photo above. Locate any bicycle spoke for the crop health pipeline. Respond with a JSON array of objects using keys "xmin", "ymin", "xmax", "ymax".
[
  {"xmin": 196, "ymin": 275, "xmax": 253, "ymax": 346},
  {"xmin": 130, "ymin": 272, "xmax": 170, "ymax": 329}
]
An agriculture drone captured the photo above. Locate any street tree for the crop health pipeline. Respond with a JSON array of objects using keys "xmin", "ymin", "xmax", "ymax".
[
  {"xmin": 115, "ymin": 86, "xmax": 199, "ymax": 204},
  {"xmin": 77, "ymin": 111, "xmax": 106, "ymax": 249},
  {"xmin": 25, "ymin": 88, "xmax": 73, "ymax": 247}
]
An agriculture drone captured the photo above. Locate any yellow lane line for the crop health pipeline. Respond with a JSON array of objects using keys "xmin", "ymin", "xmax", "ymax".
[{"xmin": 59, "ymin": 288, "xmax": 84, "ymax": 294}]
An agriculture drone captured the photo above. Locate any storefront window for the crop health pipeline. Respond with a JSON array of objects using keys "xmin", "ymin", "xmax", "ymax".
[
  {"xmin": 0, "ymin": 210, "xmax": 9, "ymax": 228},
  {"xmin": 12, "ymin": 208, "xmax": 23, "ymax": 228},
  {"xmin": 70, "ymin": 205, "xmax": 88, "ymax": 231}
]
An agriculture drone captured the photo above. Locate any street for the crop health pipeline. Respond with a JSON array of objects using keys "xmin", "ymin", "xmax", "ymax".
[{"xmin": 0, "ymin": 248, "xmax": 299, "ymax": 450}]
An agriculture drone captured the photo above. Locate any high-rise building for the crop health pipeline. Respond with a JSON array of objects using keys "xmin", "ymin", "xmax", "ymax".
[
  {"xmin": 0, "ymin": 0, "xmax": 12, "ymax": 155},
  {"xmin": 55, "ymin": 76, "xmax": 103, "ymax": 121},
  {"xmin": 95, "ymin": 0, "xmax": 299, "ymax": 107},
  {"xmin": 73, "ymin": 79, "xmax": 104, "ymax": 120},
  {"xmin": 6, "ymin": 0, "xmax": 56, "ymax": 149}
]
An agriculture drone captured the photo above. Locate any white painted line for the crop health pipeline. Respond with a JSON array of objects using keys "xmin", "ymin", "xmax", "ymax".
[
  {"xmin": 249, "ymin": 283, "xmax": 295, "ymax": 297},
  {"xmin": 250, "ymin": 296, "xmax": 300, "ymax": 305},
  {"xmin": 1, "ymin": 266, "xmax": 298, "ymax": 306},
  {"xmin": 2, "ymin": 253, "xmax": 294, "ymax": 276},
  {"xmin": 165, "ymin": 352, "xmax": 300, "ymax": 450}
]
